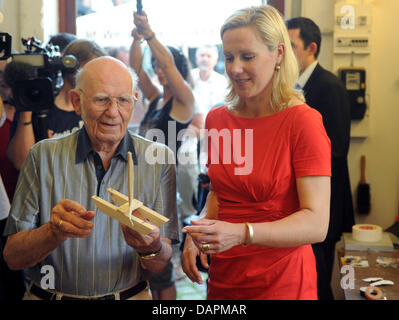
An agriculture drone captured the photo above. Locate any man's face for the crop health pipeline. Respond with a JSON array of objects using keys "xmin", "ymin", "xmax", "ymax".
[
  {"xmin": 288, "ymin": 28, "xmax": 311, "ymax": 74},
  {"xmin": 72, "ymin": 58, "xmax": 135, "ymax": 150},
  {"xmin": 196, "ymin": 47, "xmax": 218, "ymax": 72}
]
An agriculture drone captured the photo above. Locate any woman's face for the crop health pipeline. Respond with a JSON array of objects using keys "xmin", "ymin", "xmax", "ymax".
[
  {"xmin": 222, "ymin": 26, "xmax": 282, "ymax": 102},
  {"xmin": 155, "ymin": 65, "xmax": 168, "ymax": 86}
]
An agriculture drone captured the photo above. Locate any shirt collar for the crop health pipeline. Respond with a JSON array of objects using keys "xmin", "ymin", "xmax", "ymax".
[
  {"xmin": 75, "ymin": 127, "xmax": 138, "ymax": 165},
  {"xmin": 297, "ymin": 60, "xmax": 318, "ymax": 89}
]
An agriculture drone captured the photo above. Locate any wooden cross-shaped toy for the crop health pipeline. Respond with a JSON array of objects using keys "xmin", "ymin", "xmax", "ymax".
[{"xmin": 92, "ymin": 152, "xmax": 169, "ymax": 234}]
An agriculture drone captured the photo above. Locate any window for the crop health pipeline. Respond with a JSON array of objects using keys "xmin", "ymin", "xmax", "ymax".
[{"xmin": 60, "ymin": 0, "xmax": 284, "ymax": 74}]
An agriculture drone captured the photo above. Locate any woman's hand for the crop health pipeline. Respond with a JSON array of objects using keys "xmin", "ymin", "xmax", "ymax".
[
  {"xmin": 131, "ymin": 28, "xmax": 143, "ymax": 42},
  {"xmin": 133, "ymin": 11, "xmax": 153, "ymax": 39},
  {"xmin": 181, "ymin": 233, "xmax": 208, "ymax": 284},
  {"xmin": 182, "ymin": 219, "xmax": 246, "ymax": 255}
]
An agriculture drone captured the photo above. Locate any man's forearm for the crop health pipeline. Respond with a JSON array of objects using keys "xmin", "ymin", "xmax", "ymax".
[{"xmin": 3, "ymin": 223, "xmax": 63, "ymax": 270}]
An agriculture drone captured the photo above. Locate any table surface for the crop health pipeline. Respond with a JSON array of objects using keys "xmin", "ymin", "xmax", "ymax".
[{"xmin": 337, "ymin": 247, "xmax": 399, "ymax": 300}]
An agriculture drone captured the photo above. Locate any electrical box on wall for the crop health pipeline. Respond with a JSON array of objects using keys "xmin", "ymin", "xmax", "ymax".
[
  {"xmin": 333, "ymin": 1, "xmax": 372, "ymax": 137},
  {"xmin": 335, "ymin": 36, "xmax": 370, "ymax": 54},
  {"xmin": 334, "ymin": 1, "xmax": 372, "ymax": 54},
  {"xmin": 339, "ymin": 67, "xmax": 367, "ymax": 120}
]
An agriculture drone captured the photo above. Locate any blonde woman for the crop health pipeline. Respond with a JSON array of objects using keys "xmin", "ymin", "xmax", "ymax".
[{"xmin": 182, "ymin": 5, "xmax": 331, "ymax": 300}]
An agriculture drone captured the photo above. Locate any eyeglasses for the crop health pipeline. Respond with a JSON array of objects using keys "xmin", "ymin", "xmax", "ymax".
[{"xmin": 78, "ymin": 89, "xmax": 137, "ymax": 111}]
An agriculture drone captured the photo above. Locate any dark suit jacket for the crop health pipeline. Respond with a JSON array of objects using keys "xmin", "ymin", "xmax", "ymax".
[{"xmin": 303, "ymin": 63, "xmax": 355, "ymax": 243}]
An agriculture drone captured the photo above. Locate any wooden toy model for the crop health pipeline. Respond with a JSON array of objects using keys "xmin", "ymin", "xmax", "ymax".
[{"xmin": 92, "ymin": 152, "xmax": 169, "ymax": 234}]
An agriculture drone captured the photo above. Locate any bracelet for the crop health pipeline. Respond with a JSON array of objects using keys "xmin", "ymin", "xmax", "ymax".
[
  {"xmin": 137, "ymin": 243, "xmax": 162, "ymax": 260},
  {"xmin": 145, "ymin": 33, "xmax": 155, "ymax": 42},
  {"xmin": 242, "ymin": 222, "xmax": 254, "ymax": 247},
  {"xmin": 23, "ymin": 121, "xmax": 32, "ymax": 126}
]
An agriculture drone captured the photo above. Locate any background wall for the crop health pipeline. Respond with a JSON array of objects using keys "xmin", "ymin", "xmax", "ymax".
[
  {"xmin": 351, "ymin": 0, "xmax": 399, "ymax": 228},
  {"xmin": 0, "ymin": 0, "xmax": 57, "ymax": 52},
  {"xmin": 288, "ymin": 0, "xmax": 399, "ymax": 230}
]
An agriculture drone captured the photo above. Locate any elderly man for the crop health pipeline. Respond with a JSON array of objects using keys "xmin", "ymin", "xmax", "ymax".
[{"xmin": 3, "ymin": 56, "xmax": 178, "ymax": 300}]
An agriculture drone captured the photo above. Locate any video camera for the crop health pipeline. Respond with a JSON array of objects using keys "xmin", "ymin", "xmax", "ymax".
[{"xmin": 0, "ymin": 32, "xmax": 79, "ymax": 113}]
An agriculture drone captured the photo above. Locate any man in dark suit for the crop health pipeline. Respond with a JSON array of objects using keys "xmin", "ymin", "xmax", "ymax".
[{"xmin": 286, "ymin": 17, "xmax": 355, "ymax": 300}]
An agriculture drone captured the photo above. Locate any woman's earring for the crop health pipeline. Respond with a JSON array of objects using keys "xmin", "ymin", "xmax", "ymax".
[{"xmin": 275, "ymin": 65, "xmax": 281, "ymax": 71}]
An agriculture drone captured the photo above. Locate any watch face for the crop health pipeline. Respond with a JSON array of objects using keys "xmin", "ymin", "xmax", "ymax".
[{"xmin": 138, "ymin": 243, "xmax": 163, "ymax": 259}]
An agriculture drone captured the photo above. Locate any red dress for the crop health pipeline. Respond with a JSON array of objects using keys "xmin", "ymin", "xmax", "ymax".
[{"xmin": 205, "ymin": 104, "xmax": 331, "ymax": 300}]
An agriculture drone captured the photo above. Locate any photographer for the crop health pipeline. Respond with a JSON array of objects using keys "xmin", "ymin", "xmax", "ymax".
[{"xmin": 7, "ymin": 39, "xmax": 106, "ymax": 170}]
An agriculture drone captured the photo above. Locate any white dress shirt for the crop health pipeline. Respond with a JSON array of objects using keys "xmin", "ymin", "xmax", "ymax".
[
  {"xmin": 296, "ymin": 60, "xmax": 318, "ymax": 89},
  {"xmin": 191, "ymin": 68, "xmax": 228, "ymax": 117}
]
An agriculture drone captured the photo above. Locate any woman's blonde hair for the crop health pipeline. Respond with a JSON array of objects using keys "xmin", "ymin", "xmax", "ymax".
[{"xmin": 220, "ymin": 5, "xmax": 304, "ymax": 112}]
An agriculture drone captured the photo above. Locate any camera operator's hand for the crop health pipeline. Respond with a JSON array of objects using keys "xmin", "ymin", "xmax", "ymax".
[
  {"xmin": 20, "ymin": 111, "xmax": 32, "ymax": 123},
  {"xmin": 133, "ymin": 11, "xmax": 153, "ymax": 40},
  {"xmin": 7, "ymin": 111, "xmax": 35, "ymax": 170}
]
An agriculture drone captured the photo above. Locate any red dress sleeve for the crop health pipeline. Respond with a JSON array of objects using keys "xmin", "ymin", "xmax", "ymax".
[{"xmin": 292, "ymin": 107, "xmax": 331, "ymax": 178}]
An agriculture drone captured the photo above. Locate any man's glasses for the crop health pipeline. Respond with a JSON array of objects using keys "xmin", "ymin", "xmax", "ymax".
[{"xmin": 78, "ymin": 89, "xmax": 137, "ymax": 111}]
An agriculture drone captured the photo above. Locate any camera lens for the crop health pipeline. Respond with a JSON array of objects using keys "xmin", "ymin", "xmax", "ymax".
[
  {"xmin": 20, "ymin": 80, "xmax": 48, "ymax": 107},
  {"xmin": 62, "ymin": 55, "xmax": 79, "ymax": 71},
  {"xmin": 25, "ymin": 87, "xmax": 42, "ymax": 102},
  {"xmin": 13, "ymin": 78, "xmax": 54, "ymax": 111}
]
